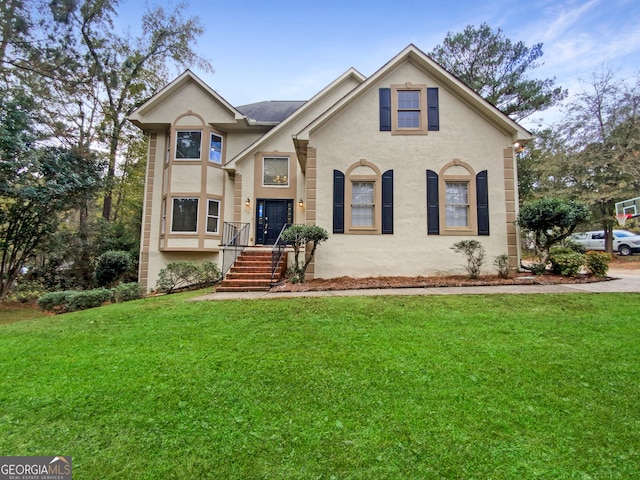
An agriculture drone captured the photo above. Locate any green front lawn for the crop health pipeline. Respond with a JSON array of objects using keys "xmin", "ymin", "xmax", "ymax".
[{"xmin": 1, "ymin": 292, "xmax": 639, "ymax": 479}]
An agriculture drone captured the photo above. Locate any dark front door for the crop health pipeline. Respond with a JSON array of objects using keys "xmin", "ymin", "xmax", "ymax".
[{"xmin": 256, "ymin": 199, "xmax": 293, "ymax": 245}]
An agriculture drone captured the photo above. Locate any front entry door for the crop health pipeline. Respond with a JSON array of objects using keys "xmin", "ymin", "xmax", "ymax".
[{"xmin": 256, "ymin": 199, "xmax": 293, "ymax": 245}]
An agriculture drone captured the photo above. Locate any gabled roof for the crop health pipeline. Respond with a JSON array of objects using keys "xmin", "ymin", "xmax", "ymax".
[
  {"xmin": 237, "ymin": 101, "xmax": 307, "ymax": 124},
  {"xmin": 294, "ymin": 44, "xmax": 532, "ymax": 144},
  {"xmin": 224, "ymin": 67, "xmax": 366, "ymax": 171},
  {"xmin": 129, "ymin": 70, "xmax": 246, "ymax": 130}
]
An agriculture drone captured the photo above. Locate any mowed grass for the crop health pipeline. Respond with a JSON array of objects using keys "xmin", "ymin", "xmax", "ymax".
[{"xmin": 1, "ymin": 292, "xmax": 639, "ymax": 479}]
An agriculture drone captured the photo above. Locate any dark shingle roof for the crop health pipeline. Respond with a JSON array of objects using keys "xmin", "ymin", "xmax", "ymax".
[{"xmin": 236, "ymin": 100, "xmax": 306, "ymax": 123}]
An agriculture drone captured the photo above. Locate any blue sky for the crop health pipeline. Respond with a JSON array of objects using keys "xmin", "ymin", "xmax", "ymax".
[{"xmin": 121, "ymin": 0, "xmax": 640, "ymax": 128}]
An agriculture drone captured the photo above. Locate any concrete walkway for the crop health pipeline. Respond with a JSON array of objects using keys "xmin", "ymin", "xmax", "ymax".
[{"xmin": 193, "ymin": 268, "xmax": 640, "ymax": 301}]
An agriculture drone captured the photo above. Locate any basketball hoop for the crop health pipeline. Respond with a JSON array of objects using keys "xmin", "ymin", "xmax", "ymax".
[{"xmin": 616, "ymin": 214, "xmax": 630, "ymax": 227}]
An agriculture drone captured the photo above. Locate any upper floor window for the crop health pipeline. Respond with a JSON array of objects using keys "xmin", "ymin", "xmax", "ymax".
[
  {"xmin": 397, "ymin": 90, "xmax": 421, "ymax": 128},
  {"xmin": 263, "ymin": 157, "xmax": 289, "ymax": 186},
  {"xmin": 175, "ymin": 131, "xmax": 202, "ymax": 160},
  {"xmin": 391, "ymin": 84, "xmax": 428, "ymax": 134},
  {"xmin": 209, "ymin": 133, "xmax": 223, "ymax": 164},
  {"xmin": 380, "ymin": 86, "xmax": 439, "ymax": 133}
]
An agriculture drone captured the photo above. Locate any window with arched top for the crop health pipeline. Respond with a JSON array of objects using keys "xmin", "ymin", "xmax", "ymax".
[
  {"xmin": 333, "ymin": 160, "xmax": 393, "ymax": 235},
  {"xmin": 426, "ymin": 161, "xmax": 489, "ymax": 236}
]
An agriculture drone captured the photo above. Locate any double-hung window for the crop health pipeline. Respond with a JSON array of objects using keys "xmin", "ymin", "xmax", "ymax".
[
  {"xmin": 397, "ymin": 90, "xmax": 421, "ymax": 128},
  {"xmin": 391, "ymin": 84, "xmax": 428, "ymax": 134},
  {"xmin": 380, "ymin": 85, "xmax": 438, "ymax": 133},
  {"xmin": 351, "ymin": 181, "xmax": 375, "ymax": 227},
  {"xmin": 445, "ymin": 182, "xmax": 469, "ymax": 227},
  {"xmin": 206, "ymin": 199, "xmax": 220, "ymax": 234},
  {"xmin": 175, "ymin": 131, "xmax": 202, "ymax": 160},
  {"xmin": 171, "ymin": 198, "xmax": 198, "ymax": 232}
]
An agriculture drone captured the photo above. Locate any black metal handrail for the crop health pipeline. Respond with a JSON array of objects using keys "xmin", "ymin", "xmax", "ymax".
[
  {"xmin": 221, "ymin": 222, "xmax": 249, "ymax": 276},
  {"xmin": 271, "ymin": 223, "xmax": 290, "ymax": 285}
]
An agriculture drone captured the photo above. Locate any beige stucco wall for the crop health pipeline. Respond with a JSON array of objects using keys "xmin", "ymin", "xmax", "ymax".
[
  {"xmin": 310, "ymin": 61, "xmax": 517, "ymax": 278},
  {"xmin": 231, "ymin": 75, "xmax": 363, "ymax": 245},
  {"xmin": 138, "ymin": 82, "xmax": 237, "ymax": 125}
]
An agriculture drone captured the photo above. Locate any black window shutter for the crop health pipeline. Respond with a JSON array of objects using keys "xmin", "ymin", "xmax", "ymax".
[
  {"xmin": 426, "ymin": 169, "xmax": 439, "ymax": 235},
  {"xmin": 382, "ymin": 170, "xmax": 394, "ymax": 234},
  {"xmin": 333, "ymin": 170, "xmax": 345, "ymax": 234},
  {"xmin": 427, "ymin": 88, "xmax": 439, "ymax": 131},
  {"xmin": 476, "ymin": 170, "xmax": 490, "ymax": 235},
  {"xmin": 379, "ymin": 88, "xmax": 391, "ymax": 131}
]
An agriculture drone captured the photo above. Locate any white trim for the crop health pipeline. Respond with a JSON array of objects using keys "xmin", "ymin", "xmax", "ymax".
[
  {"xmin": 209, "ymin": 132, "xmax": 223, "ymax": 164},
  {"xmin": 206, "ymin": 199, "xmax": 221, "ymax": 233},
  {"xmin": 170, "ymin": 197, "xmax": 199, "ymax": 233},
  {"xmin": 175, "ymin": 130, "xmax": 203, "ymax": 161}
]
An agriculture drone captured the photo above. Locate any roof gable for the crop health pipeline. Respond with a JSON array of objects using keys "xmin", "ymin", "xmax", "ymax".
[
  {"xmin": 129, "ymin": 70, "xmax": 245, "ymax": 130},
  {"xmin": 295, "ymin": 44, "xmax": 532, "ymax": 143}
]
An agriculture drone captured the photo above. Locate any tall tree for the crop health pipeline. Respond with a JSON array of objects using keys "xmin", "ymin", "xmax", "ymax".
[
  {"xmin": 519, "ymin": 68, "xmax": 640, "ymax": 251},
  {"xmin": 68, "ymin": 0, "xmax": 213, "ymax": 220},
  {"xmin": 0, "ymin": 90, "xmax": 103, "ymax": 298},
  {"xmin": 557, "ymin": 68, "xmax": 640, "ymax": 249},
  {"xmin": 430, "ymin": 23, "xmax": 567, "ymax": 121}
]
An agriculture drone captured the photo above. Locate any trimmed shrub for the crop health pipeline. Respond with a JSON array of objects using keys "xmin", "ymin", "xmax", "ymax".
[
  {"xmin": 585, "ymin": 251, "xmax": 612, "ymax": 277},
  {"xmin": 67, "ymin": 288, "xmax": 113, "ymax": 312},
  {"xmin": 37, "ymin": 290, "xmax": 80, "ymax": 313},
  {"xmin": 156, "ymin": 261, "xmax": 222, "ymax": 293},
  {"xmin": 493, "ymin": 254, "xmax": 511, "ymax": 279},
  {"xmin": 548, "ymin": 249, "xmax": 585, "ymax": 277},
  {"xmin": 196, "ymin": 261, "xmax": 222, "ymax": 287},
  {"xmin": 113, "ymin": 282, "xmax": 145, "ymax": 302},
  {"xmin": 94, "ymin": 250, "xmax": 133, "ymax": 287},
  {"xmin": 281, "ymin": 225, "xmax": 329, "ymax": 283}
]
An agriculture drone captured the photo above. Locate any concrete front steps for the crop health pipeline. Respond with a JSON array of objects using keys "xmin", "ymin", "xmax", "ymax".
[{"xmin": 216, "ymin": 248, "xmax": 287, "ymax": 292}]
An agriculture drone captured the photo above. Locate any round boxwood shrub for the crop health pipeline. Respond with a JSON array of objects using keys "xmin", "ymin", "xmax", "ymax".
[
  {"xmin": 113, "ymin": 282, "xmax": 145, "ymax": 302},
  {"xmin": 94, "ymin": 250, "xmax": 133, "ymax": 287},
  {"xmin": 37, "ymin": 290, "xmax": 80, "ymax": 313},
  {"xmin": 585, "ymin": 251, "xmax": 612, "ymax": 277},
  {"xmin": 549, "ymin": 248, "xmax": 585, "ymax": 277}
]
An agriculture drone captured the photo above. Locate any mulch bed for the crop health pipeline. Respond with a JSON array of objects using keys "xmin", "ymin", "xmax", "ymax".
[{"xmin": 270, "ymin": 272, "xmax": 614, "ymax": 293}]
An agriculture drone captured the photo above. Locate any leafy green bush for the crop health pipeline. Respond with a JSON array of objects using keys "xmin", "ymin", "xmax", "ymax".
[
  {"xmin": 94, "ymin": 250, "xmax": 133, "ymax": 287},
  {"xmin": 565, "ymin": 240, "xmax": 586, "ymax": 254},
  {"xmin": 493, "ymin": 254, "xmax": 511, "ymax": 279},
  {"xmin": 451, "ymin": 240, "xmax": 485, "ymax": 279},
  {"xmin": 4, "ymin": 280, "xmax": 45, "ymax": 304},
  {"xmin": 113, "ymin": 282, "xmax": 145, "ymax": 302},
  {"xmin": 156, "ymin": 261, "xmax": 221, "ymax": 293},
  {"xmin": 585, "ymin": 251, "xmax": 612, "ymax": 277},
  {"xmin": 548, "ymin": 249, "xmax": 585, "ymax": 277},
  {"xmin": 197, "ymin": 261, "xmax": 222, "ymax": 287},
  {"xmin": 67, "ymin": 288, "xmax": 113, "ymax": 312},
  {"xmin": 37, "ymin": 291, "xmax": 80, "ymax": 313}
]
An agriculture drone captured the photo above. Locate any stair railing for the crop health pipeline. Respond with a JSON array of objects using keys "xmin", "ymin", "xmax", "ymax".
[
  {"xmin": 221, "ymin": 222, "xmax": 250, "ymax": 276},
  {"xmin": 271, "ymin": 223, "xmax": 290, "ymax": 285}
]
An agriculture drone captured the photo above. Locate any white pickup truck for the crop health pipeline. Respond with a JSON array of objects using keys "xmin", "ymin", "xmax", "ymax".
[{"xmin": 570, "ymin": 230, "xmax": 640, "ymax": 256}]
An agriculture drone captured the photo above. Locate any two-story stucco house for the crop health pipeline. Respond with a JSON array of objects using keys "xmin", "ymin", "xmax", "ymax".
[{"xmin": 129, "ymin": 44, "xmax": 532, "ymax": 291}]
